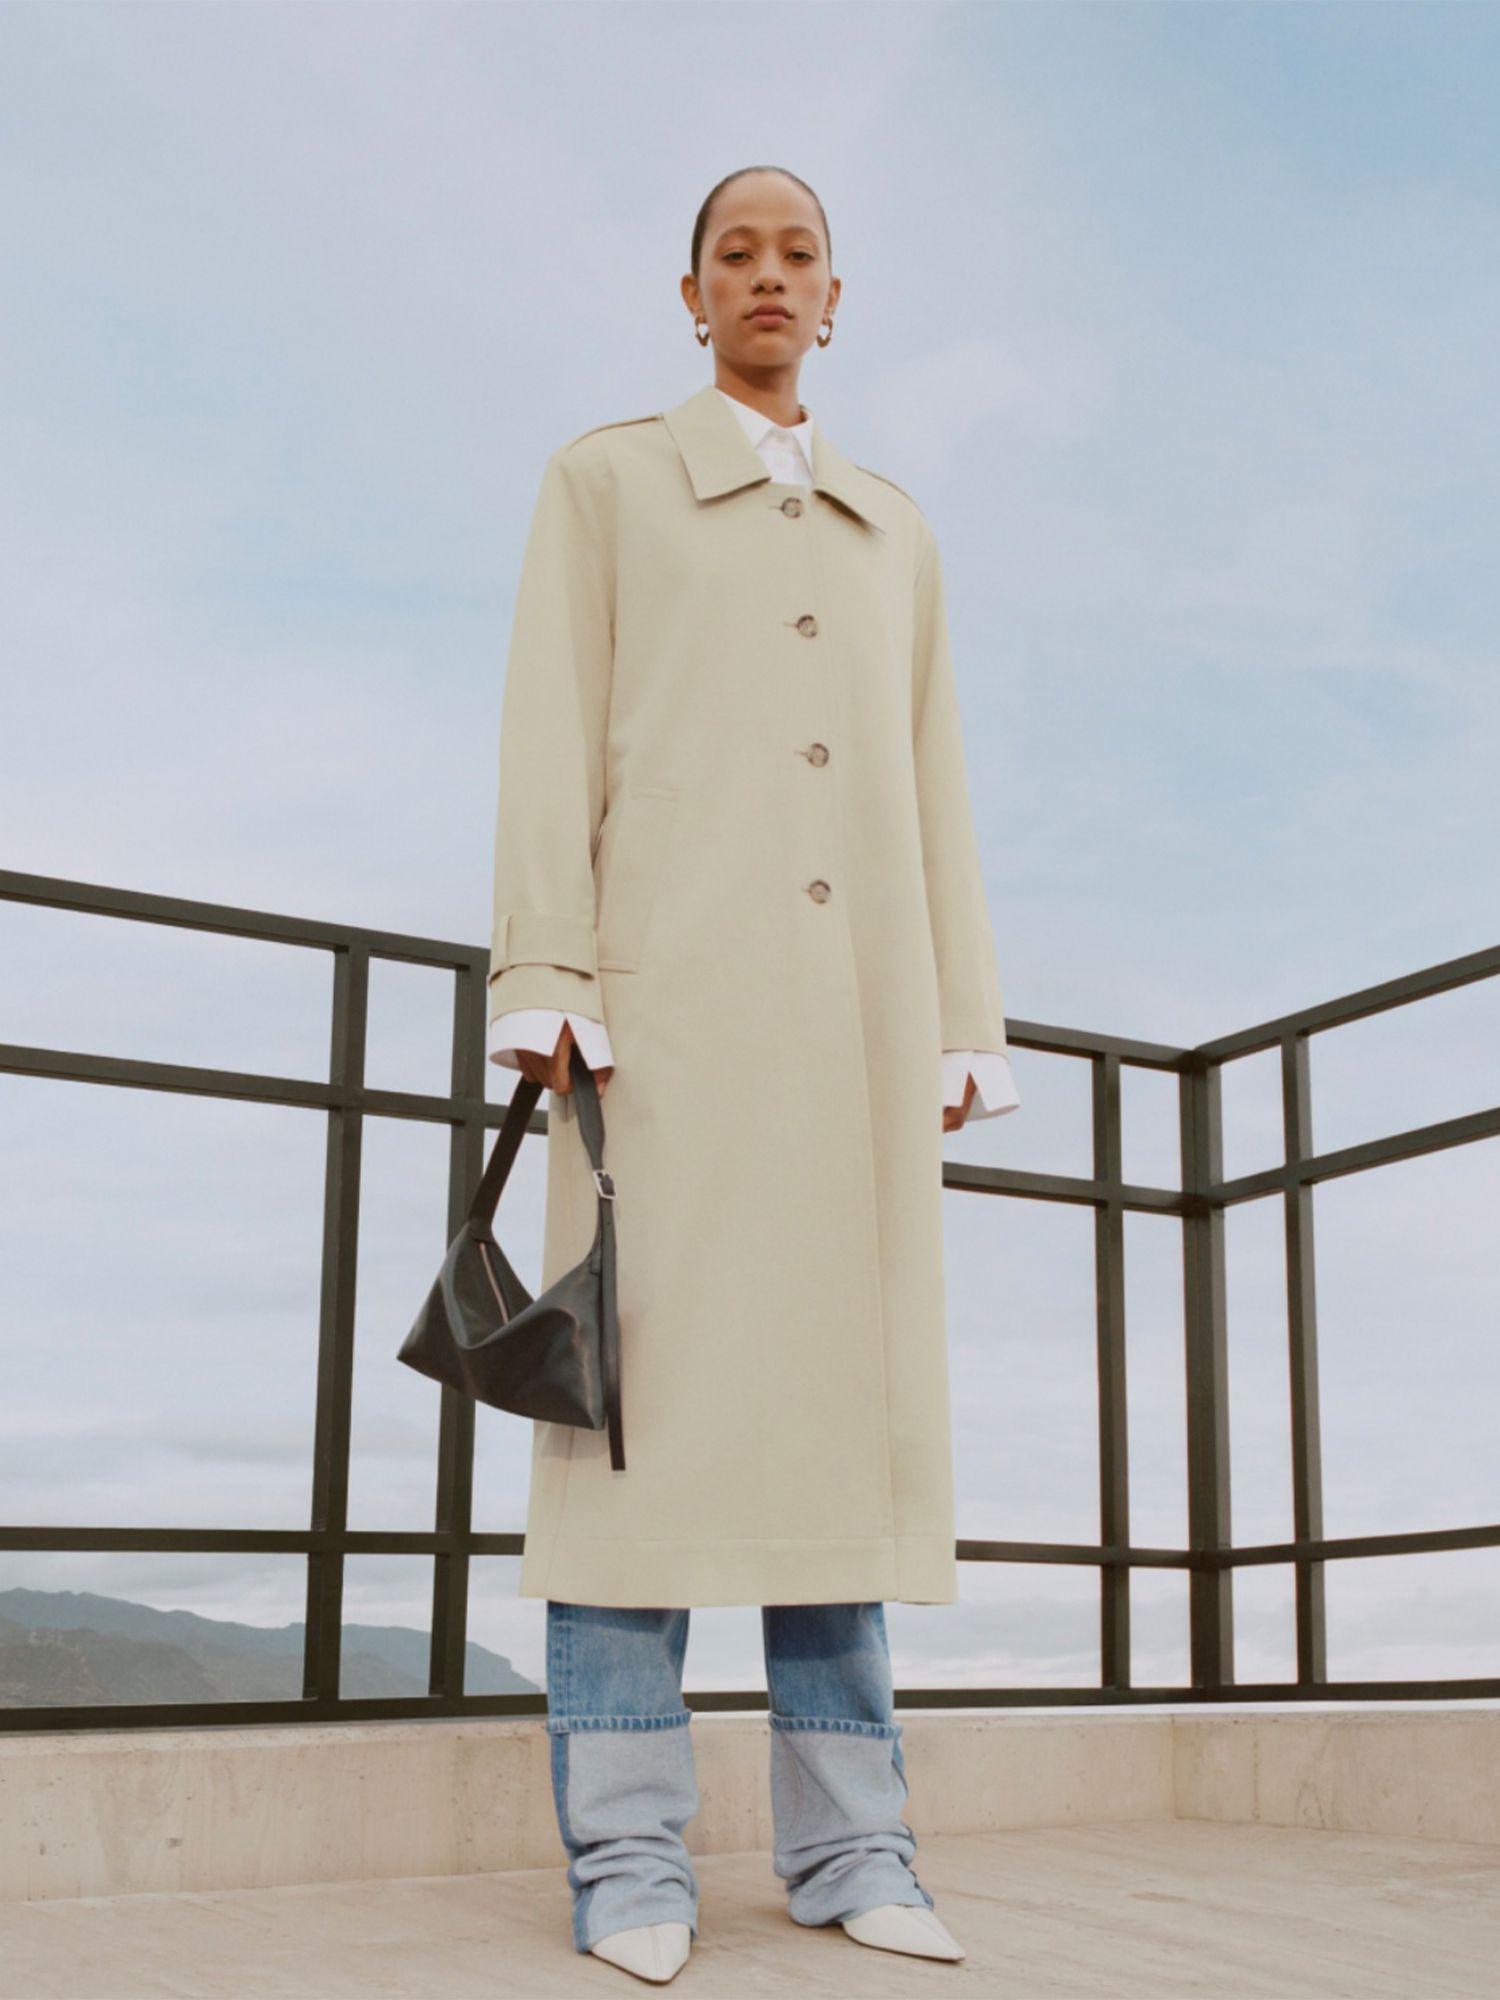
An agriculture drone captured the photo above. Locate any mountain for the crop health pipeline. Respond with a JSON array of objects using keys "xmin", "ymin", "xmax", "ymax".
[{"xmin": 0, "ymin": 1589, "xmax": 543, "ymax": 1708}]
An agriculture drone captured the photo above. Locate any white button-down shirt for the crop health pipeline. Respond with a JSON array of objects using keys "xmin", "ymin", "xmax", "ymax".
[{"xmin": 488, "ymin": 386, "xmax": 1020, "ymax": 1121}]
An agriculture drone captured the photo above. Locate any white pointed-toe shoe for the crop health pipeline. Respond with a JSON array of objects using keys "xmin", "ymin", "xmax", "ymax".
[
  {"xmin": 842, "ymin": 1902, "xmax": 966, "ymax": 1960},
  {"xmin": 588, "ymin": 1920, "xmax": 693, "ymax": 1983}
]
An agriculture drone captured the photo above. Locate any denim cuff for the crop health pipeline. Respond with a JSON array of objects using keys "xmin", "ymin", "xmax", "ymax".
[
  {"xmin": 546, "ymin": 1707, "xmax": 694, "ymax": 1734},
  {"xmin": 769, "ymin": 1712, "xmax": 903, "ymax": 1741}
]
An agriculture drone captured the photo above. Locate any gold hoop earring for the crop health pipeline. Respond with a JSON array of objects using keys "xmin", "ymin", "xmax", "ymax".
[
  {"xmin": 816, "ymin": 316, "xmax": 834, "ymax": 348},
  {"xmin": 694, "ymin": 316, "xmax": 710, "ymax": 347}
]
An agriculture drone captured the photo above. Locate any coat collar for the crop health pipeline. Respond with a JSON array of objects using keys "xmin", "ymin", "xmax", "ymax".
[{"xmin": 660, "ymin": 380, "xmax": 886, "ymax": 533}]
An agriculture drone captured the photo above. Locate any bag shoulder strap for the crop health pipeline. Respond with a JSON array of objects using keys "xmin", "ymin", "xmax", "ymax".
[{"xmin": 467, "ymin": 1040, "xmax": 609, "ymax": 1228}]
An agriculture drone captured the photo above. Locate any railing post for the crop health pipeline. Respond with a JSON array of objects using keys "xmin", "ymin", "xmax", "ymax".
[
  {"xmin": 1093, "ymin": 1051, "xmax": 1131, "ymax": 1689},
  {"xmin": 427, "ymin": 957, "xmax": 489, "ymax": 1703},
  {"xmin": 303, "ymin": 943, "xmax": 369, "ymax": 1701},
  {"xmin": 1181, "ymin": 1052, "xmax": 1234, "ymax": 1690},
  {"xmin": 1282, "ymin": 1027, "xmax": 1328, "ymax": 1689}
]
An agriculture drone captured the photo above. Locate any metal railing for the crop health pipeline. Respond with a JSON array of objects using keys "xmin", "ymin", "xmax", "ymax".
[{"xmin": 2, "ymin": 866, "xmax": 1497, "ymax": 1732}]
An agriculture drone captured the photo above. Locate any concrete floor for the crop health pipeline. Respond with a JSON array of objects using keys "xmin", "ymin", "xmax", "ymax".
[{"xmin": 2, "ymin": 1818, "xmax": 1497, "ymax": 2000}]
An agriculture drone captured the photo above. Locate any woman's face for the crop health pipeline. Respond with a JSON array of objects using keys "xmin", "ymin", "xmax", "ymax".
[{"xmin": 686, "ymin": 172, "xmax": 838, "ymax": 373}]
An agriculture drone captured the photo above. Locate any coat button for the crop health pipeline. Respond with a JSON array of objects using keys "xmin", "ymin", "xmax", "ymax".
[
  {"xmin": 795, "ymin": 613, "xmax": 818, "ymax": 636},
  {"xmin": 781, "ymin": 496, "xmax": 802, "ymax": 517},
  {"xmin": 807, "ymin": 879, "xmax": 831, "ymax": 902},
  {"xmin": 807, "ymin": 742, "xmax": 829, "ymax": 765}
]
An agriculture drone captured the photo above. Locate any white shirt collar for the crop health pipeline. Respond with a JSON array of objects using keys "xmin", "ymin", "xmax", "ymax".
[{"xmin": 714, "ymin": 385, "xmax": 816, "ymax": 474}]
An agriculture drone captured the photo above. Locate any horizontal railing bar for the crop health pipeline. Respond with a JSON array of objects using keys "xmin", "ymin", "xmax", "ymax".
[
  {"xmin": 14, "ymin": 1033, "xmax": 1488, "ymax": 1221},
  {"xmin": 5, "ymin": 1524, "xmax": 1492, "ymax": 1564},
  {"xmin": 0, "ymin": 1039, "xmax": 1194, "ymax": 1109},
  {"xmin": 1, "ymin": 1043, "xmax": 344, "ymax": 1109},
  {"xmin": 1212, "ymin": 1105, "xmax": 1500, "ymax": 1207},
  {"xmin": 0, "ymin": 1529, "xmax": 1183, "ymax": 1561},
  {"xmin": 5, "ymin": 1675, "xmax": 1500, "ymax": 1736},
  {"xmin": 1194, "ymin": 940, "xmax": 1500, "ymax": 1063},
  {"xmin": 0, "ymin": 1528, "xmax": 527, "ymax": 1555},
  {"xmin": 700, "ymin": 1677, "xmax": 1500, "ymax": 1707},
  {"xmin": 0, "ymin": 1041, "xmax": 549, "ymax": 1135},
  {"xmin": 958, "ymin": 1538, "xmax": 1189, "ymax": 1566},
  {"xmin": 0, "ymin": 868, "xmax": 488, "ymax": 973},
  {"xmin": 1215, "ymin": 1521, "xmax": 1500, "ymax": 1565},
  {"xmin": 980, "ymin": 1019, "xmax": 1192, "ymax": 1069},
  {"xmin": 901, "ymin": 1677, "xmax": 1500, "ymax": 1704},
  {"xmin": 942, "ymin": 1159, "xmax": 1187, "ymax": 1212}
]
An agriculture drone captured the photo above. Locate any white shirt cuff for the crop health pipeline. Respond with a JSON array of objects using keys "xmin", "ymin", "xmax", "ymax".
[
  {"xmin": 943, "ymin": 1049, "xmax": 1020, "ymax": 1119},
  {"xmin": 488, "ymin": 1008, "xmax": 615, "ymax": 1073}
]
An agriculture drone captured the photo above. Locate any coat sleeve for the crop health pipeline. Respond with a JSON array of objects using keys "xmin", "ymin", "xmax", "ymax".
[
  {"xmin": 486, "ymin": 444, "xmax": 615, "ymax": 1030},
  {"xmin": 911, "ymin": 524, "xmax": 1013, "ymax": 1057}
]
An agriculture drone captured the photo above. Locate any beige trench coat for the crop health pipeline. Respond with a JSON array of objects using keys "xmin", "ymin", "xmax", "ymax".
[{"xmin": 486, "ymin": 379, "xmax": 1011, "ymax": 1608}]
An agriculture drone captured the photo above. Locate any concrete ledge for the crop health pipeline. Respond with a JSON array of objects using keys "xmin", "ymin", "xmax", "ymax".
[
  {"xmin": 1, "ymin": 1705, "xmax": 1495, "ymax": 1903},
  {"xmin": 1173, "ymin": 1707, "xmax": 1500, "ymax": 1845}
]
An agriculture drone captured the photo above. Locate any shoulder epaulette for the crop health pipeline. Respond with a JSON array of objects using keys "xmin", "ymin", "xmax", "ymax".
[
  {"xmin": 560, "ymin": 413, "xmax": 662, "ymax": 451},
  {"xmin": 853, "ymin": 463, "xmax": 922, "ymax": 510}
]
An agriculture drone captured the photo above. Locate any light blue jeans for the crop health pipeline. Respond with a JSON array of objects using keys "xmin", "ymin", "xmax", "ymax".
[{"xmin": 545, "ymin": 1599, "xmax": 935, "ymax": 1954}]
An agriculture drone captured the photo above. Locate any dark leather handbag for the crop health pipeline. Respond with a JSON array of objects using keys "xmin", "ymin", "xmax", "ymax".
[{"xmin": 397, "ymin": 1039, "xmax": 624, "ymax": 1469}]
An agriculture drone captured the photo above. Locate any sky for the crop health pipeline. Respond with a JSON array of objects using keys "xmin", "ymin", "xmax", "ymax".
[{"xmin": 1, "ymin": 0, "xmax": 1497, "ymax": 1702}]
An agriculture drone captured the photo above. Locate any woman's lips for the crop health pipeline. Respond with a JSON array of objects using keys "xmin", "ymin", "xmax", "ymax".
[{"xmin": 749, "ymin": 310, "xmax": 791, "ymax": 323}]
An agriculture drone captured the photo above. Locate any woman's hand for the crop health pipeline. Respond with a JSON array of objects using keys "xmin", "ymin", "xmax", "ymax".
[
  {"xmin": 515, "ymin": 1018, "xmax": 612, "ymax": 1099},
  {"xmin": 941, "ymin": 1072, "xmax": 976, "ymax": 1133}
]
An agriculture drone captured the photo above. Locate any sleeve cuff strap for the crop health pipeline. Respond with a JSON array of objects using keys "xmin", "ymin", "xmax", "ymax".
[{"xmin": 490, "ymin": 910, "xmax": 598, "ymax": 979}]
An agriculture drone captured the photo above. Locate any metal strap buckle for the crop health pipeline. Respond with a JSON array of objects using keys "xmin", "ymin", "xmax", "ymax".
[{"xmin": 593, "ymin": 1168, "xmax": 616, "ymax": 1201}]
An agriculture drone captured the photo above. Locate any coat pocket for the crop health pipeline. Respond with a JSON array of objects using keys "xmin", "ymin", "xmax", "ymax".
[{"xmin": 593, "ymin": 786, "xmax": 679, "ymax": 972}]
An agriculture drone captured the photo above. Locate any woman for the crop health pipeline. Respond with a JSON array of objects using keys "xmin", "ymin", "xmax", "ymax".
[{"xmin": 485, "ymin": 165, "xmax": 1019, "ymax": 1983}]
